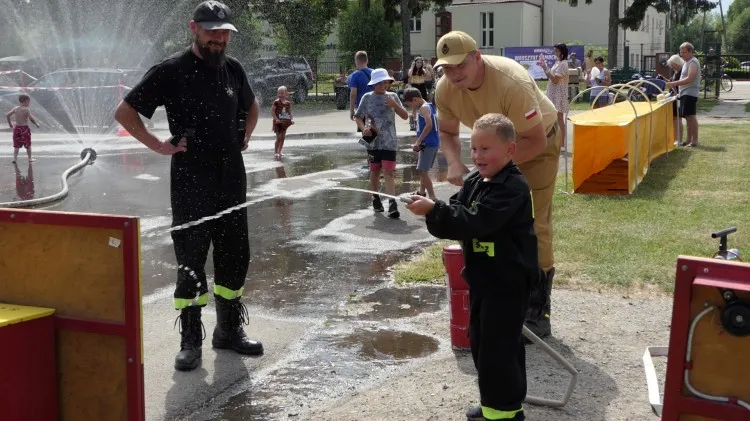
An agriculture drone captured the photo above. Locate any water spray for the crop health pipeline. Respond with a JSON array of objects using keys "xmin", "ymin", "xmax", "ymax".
[
  {"xmin": 328, "ymin": 187, "xmax": 414, "ymax": 204},
  {"xmin": 0, "ymin": 148, "xmax": 97, "ymax": 208}
]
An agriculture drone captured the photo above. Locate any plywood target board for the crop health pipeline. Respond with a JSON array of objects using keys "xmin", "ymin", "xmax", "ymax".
[{"xmin": 0, "ymin": 208, "xmax": 144, "ymax": 421}]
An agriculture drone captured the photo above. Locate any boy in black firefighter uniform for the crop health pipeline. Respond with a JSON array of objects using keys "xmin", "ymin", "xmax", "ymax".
[
  {"xmin": 114, "ymin": 1, "xmax": 263, "ymax": 371},
  {"xmin": 406, "ymin": 113, "xmax": 539, "ymax": 421}
]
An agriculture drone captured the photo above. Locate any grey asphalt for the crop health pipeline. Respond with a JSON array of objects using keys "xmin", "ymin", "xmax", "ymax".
[{"xmin": 0, "ymin": 127, "xmax": 466, "ymax": 421}]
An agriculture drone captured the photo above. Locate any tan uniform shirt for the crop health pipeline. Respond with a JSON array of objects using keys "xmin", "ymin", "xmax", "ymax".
[{"xmin": 435, "ymin": 55, "xmax": 557, "ymax": 134}]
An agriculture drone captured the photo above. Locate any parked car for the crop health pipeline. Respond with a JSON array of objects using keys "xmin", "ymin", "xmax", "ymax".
[
  {"xmin": 0, "ymin": 68, "xmax": 143, "ymax": 134},
  {"xmin": 245, "ymin": 56, "xmax": 314, "ymax": 106}
]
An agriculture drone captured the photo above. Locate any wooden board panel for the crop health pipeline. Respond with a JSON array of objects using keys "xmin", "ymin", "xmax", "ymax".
[
  {"xmin": 0, "ymin": 222, "xmax": 125, "ymax": 322},
  {"xmin": 685, "ymin": 285, "xmax": 750, "ymax": 402},
  {"xmin": 573, "ymin": 158, "xmax": 630, "ymax": 195},
  {"xmin": 57, "ymin": 330, "xmax": 127, "ymax": 421},
  {"xmin": 0, "ymin": 209, "xmax": 144, "ymax": 421}
]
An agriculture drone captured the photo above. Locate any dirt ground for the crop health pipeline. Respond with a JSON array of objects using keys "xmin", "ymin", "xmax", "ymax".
[{"xmin": 301, "ymin": 287, "xmax": 672, "ymax": 421}]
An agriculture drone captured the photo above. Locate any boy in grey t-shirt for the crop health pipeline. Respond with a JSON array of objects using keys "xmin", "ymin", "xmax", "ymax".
[{"xmin": 355, "ymin": 68, "xmax": 409, "ymax": 218}]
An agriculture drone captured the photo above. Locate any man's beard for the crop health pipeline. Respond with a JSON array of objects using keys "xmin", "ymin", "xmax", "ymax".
[{"xmin": 196, "ymin": 37, "xmax": 227, "ymax": 68}]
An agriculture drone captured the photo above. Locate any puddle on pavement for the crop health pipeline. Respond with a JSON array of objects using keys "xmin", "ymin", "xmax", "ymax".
[
  {"xmin": 335, "ymin": 328, "xmax": 440, "ymax": 361},
  {"xmin": 348, "ymin": 286, "xmax": 445, "ymax": 320},
  {"xmin": 202, "ymin": 390, "xmax": 282, "ymax": 421}
]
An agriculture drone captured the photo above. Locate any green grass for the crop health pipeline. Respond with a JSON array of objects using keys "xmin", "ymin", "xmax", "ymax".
[
  {"xmin": 394, "ymin": 124, "xmax": 750, "ymax": 293},
  {"xmin": 393, "ymin": 240, "xmax": 455, "ymax": 285},
  {"xmin": 696, "ymin": 98, "xmax": 718, "ymax": 113}
]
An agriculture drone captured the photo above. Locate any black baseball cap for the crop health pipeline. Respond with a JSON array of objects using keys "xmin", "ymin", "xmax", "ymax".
[{"xmin": 193, "ymin": 1, "xmax": 238, "ymax": 32}]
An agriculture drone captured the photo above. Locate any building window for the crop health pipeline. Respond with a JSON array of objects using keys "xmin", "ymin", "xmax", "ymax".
[
  {"xmin": 435, "ymin": 12, "xmax": 452, "ymax": 45},
  {"xmin": 480, "ymin": 12, "xmax": 494, "ymax": 48},
  {"xmin": 410, "ymin": 15, "xmax": 422, "ymax": 33}
]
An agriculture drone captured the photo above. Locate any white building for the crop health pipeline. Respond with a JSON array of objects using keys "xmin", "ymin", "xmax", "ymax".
[
  {"xmin": 408, "ymin": 0, "xmax": 667, "ymax": 68},
  {"xmin": 257, "ymin": 0, "xmax": 667, "ymax": 70}
]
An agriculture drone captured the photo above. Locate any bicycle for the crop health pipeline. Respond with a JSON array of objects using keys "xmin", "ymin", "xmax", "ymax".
[{"xmin": 702, "ymin": 64, "xmax": 734, "ymax": 93}]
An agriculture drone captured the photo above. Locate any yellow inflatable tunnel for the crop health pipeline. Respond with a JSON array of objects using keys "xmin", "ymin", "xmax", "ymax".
[{"xmin": 567, "ymin": 86, "xmax": 676, "ymax": 195}]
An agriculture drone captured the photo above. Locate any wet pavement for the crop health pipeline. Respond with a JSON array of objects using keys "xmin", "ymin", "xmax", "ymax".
[{"xmin": 0, "ymin": 130, "xmax": 466, "ymax": 420}]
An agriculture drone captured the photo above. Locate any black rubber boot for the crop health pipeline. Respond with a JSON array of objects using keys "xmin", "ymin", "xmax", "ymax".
[
  {"xmin": 524, "ymin": 267, "xmax": 554, "ymax": 341},
  {"xmin": 174, "ymin": 306, "xmax": 204, "ymax": 371},
  {"xmin": 212, "ymin": 296, "xmax": 264, "ymax": 356}
]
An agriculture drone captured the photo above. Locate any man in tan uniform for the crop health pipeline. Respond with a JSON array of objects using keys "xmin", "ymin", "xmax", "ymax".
[{"xmin": 433, "ymin": 31, "xmax": 561, "ymax": 340}]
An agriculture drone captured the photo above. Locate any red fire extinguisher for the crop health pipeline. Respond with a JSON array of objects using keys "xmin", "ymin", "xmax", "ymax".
[{"xmin": 443, "ymin": 244, "xmax": 471, "ymax": 350}]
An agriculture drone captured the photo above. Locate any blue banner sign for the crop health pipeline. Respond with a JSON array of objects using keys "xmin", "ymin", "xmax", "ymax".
[{"xmin": 504, "ymin": 45, "xmax": 585, "ymax": 80}]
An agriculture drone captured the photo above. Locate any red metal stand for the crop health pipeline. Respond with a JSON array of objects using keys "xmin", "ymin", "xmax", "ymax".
[
  {"xmin": 662, "ymin": 256, "xmax": 750, "ymax": 421},
  {"xmin": 443, "ymin": 245, "xmax": 471, "ymax": 350}
]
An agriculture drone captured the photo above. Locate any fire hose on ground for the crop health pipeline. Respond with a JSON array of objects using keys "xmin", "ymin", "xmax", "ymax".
[{"xmin": 0, "ymin": 148, "xmax": 97, "ymax": 208}]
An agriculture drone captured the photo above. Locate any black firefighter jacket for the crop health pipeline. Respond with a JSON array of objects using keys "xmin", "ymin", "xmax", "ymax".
[{"xmin": 425, "ymin": 162, "xmax": 540, "ymax": 291}]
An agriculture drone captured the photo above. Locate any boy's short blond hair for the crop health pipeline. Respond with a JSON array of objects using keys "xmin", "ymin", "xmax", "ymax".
[
  {"xmin": 277, "ymin": 86, "xmax": 288, "ymax": 93},
  {"xmin": 473, "ymin": 113, "xmax": 515, "ymax": 142}
]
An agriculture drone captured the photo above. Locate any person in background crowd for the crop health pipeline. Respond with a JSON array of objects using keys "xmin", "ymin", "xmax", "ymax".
[
  {"xmin": 666, "ymin": 42, "xmax": 701, "ymax": 147},
  {"xmin": 589, "ymin": 56, "xmax": 611, "ymax": 108},
  {"xmin": 666, "ymin": 54, "xmax": 684, "ymax": 145},
  {"xmin": 540, "ymin": 44, "xmax": 570, "ymax": 149},
  {"xmin": 584, "ymin": 49, "xmax": 595, "ymax": 86},
  {"xmin": 348, "ymin": 51, "xmax": 373, "ymax": 125}
]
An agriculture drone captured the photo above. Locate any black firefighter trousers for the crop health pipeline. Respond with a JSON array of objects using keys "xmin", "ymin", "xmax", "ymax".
[
  {"xmin": 469, "ymin": 277, "xmax": 530, "ymax": 419},
  {"xmin": 170, "ymin": 152, "xmax": 249, "ymax": 310}
]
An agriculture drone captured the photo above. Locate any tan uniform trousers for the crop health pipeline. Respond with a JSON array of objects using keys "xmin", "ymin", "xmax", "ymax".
[{"xmin": 517, "ymin": 123, "xmax": 561, "ymax": 272}]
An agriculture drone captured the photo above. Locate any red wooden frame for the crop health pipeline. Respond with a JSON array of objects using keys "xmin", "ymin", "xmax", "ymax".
[
  {"xmin": 0, "ymin": 208, "xmax": 145, "ymax": 421},
  {"xmin": 662, "ymin": 256, "xmax": 750, "ymax": 421}
]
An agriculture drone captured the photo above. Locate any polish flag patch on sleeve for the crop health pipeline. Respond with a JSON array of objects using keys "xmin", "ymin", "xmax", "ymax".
[{"xmin": 524, "ymin": 109, "xmax": 538, "ymax": 120}]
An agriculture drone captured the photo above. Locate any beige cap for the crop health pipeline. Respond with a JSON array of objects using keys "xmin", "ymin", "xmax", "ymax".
[{"xmin": 434, "ymin": 31, "xmax": 477, "ymax": 67}]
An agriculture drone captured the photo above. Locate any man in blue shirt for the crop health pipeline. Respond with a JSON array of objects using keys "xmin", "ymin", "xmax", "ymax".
[{"xmin": 348, "ymin": 51, "xmax": 373, "ymax": 122}]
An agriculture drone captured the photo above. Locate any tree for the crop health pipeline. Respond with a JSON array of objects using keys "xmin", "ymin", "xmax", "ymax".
[
  {"xmin": 668, "ymin": 12, "xmax": 721, "ymax": 52},
  {"xmin": 337, "ymin": 1, "xmax": 400, "ymax": 68},
  {"xmin": 727, "ymin": 0, "xmax": 750, "ymax": 24},
  {"xmin": 251, "ymin": 0, "xmax": 347, "ymax": 62},
  {"xmin": 390, "ymin": 0, "xmax": 453, "ymax": 79},
  {"xmin": 358, "ymin": 0, "xmax": 451, "ymax": 78},
  {"xmin": 727, "ymin": 8, "xmax": 750, "ymax": 53}
]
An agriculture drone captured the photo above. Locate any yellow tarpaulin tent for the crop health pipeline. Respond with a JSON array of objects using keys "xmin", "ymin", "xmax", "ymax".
[{"xmin": 568, "ymin": 99, "xmax": 675, "ymax": 195}]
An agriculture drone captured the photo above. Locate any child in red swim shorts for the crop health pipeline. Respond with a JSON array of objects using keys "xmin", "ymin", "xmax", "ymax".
[{"xmin": 6, "ymin": 94, "xmax": 40, "ymax": 163}]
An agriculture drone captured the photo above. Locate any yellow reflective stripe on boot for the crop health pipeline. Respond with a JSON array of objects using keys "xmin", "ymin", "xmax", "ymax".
[
  {"xmin": 214, "ymin": 285, "xmax": 244, "ymax": 300},
  {"xmin": 174, "ymin": 293, "xmax": 209, "ymax": 310},
  {"xmin": 482, "ymin": 406, "xmax": 523, "ymax": 420}
]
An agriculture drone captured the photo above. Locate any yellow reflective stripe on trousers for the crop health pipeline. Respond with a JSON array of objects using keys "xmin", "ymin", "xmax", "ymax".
[
  {"xmin": 174, "ymin": 293, "xmax": 209, "ymax": 310},
  {"xmin": 214, "ymin": 285, "xmax": 244, "ymax": 300},
  {"xmin": 482, "ymin": 406, "xmax": 523, "ymax": 420}
]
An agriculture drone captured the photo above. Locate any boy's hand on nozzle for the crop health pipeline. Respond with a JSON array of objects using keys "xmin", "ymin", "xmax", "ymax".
[
  {"xmin": 363, "ymin": 127, "xmax": 372, "ymax": 137},
  {"xmin": 412, "ymin": 142, "xmax": 421, "ymax": 152},
  {"xmin": 385, "ymin": 96, "xmax": 399, "ymax": 109},
  {"xmin": 406, "ymin": 195, "xmax": 435, "ymax": 216}
]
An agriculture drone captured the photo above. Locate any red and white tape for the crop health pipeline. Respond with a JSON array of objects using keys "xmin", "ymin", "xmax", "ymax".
[
  {"xmin": 0, "ymin": 69, "xmax": 37, "ymax": 80},
  {"xmin": 0, "ymin": 84, "xmax": 132, "ymax": 91}
]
